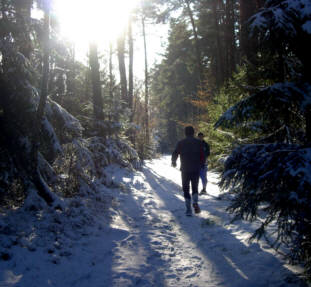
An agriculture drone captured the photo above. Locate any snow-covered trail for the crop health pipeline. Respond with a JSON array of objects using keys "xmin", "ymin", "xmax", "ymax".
[
  {"xmin": 104, "ymin": 156, "xmax": 306, "ymax": 287},
  {"xmin": 0, "ymin": 156, "xmax": 307, "ymax": 287}
]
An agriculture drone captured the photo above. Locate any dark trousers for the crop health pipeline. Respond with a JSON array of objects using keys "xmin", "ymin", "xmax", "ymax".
[{"xmin": 181, "ymin": 171, "xmax": 199, "ymax": 199}]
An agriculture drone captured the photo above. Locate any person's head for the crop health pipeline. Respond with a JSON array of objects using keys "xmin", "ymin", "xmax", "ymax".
[
  {"xmin": 185, "ymin": 126, "xmax": 195, "ymax": 137},
  {"xmin": 198, "ymin": 132, "xmax": 204, "ymax": 141}
]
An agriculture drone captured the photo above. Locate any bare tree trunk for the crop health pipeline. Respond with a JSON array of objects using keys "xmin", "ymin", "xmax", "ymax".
[
  {"xmin": 306, "ymin": 106, "xmax": 311, "ymax": 147},
  {"xmin": 84, "ymin": 69, "xmax": 90, "ymax": 101},
  {"xmin": 239, "ymin": 0, "xmax": 257, "ymax": 62},
  {"xmin": 225, "ymin": 0, "xmax": 236, "ymax": 79},
  {"xmin": 212, "ymin": 0, "xmax": 224, "ymax": 87},
  {"xmin": 142, "ymin": 15, "xmax": 149, "ymax": 146},
  {"xmin": 89, "ymin": 42, "xmax": 104, "ymax": 120},
  {"xmin": 109, "ymin": 42, "xmax": 114, "ymax": 122},
  {"xmin": 240, "ymin": 0, "xmax": 265, "ymax": 84},
  {"xmin": 184, "ymin": 0, "xmax": 203, "ymax": 86},
  {"xmin": 65, "ymin": 43, "xmax": 75, "ymax": 105},
  {"xmin": 117, "ymin": 32, "xmax": 128, "ymax": 106},
  {"xmin": 37, "ymin": 9, "xmax": 50, "ymax": 124},
  {"xmin": 33, "ymin": 6, "xmax": 55, "ymax": 205},
  {"xmin": 109, "ymin": 42, "xmax": 113, "ymax": 99},
  {"xmin": 128, "ymin": 15, "xmax": 134, "ymax": 121}
]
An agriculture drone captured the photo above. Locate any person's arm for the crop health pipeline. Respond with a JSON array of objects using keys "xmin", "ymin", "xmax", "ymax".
[{"xmin": 171, "ymin": 142, "xmax": 180, "ymax": 167}]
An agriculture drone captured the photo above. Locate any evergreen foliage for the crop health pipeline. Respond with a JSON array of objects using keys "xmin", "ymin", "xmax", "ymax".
[
  {"xmin": 149, "ymin": 0, "xmax": 241, "ymax": 152},
  {"xmin": 216, "ymin": 0, "xmax": 311, "ymax": 277},
  {"xmin": 1, "ymin": 0, "xmax": 311, "ymax": 279},
  {"xmin": 150, "ymin": 18, "xmax": 200, "ymax": 151},
  {"xmin": 216, "ymin": 82, "xmax": 310, "ymax": 142},
  {"xmin": 220, "ymin": 143, "xmax": 311, "ymax": 275},
  {"xmin": 197, "ymin": 67, "xmax": 250, "ymax": 170},
  {"xmin": 53, "ymin": 137, "xmax": 139, "ymax": 197}
]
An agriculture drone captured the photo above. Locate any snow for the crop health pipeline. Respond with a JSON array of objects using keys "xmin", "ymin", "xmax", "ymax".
[
  {"xmin": 47, "ymin": 100, "xmax": 84, "ymax": 137},
  {"xmin": 0, "ymin": 156, "xmax": 307, "ymax": 287},
  {"xmin": 250, "ymin": 0, "xmax": 311, "ymax": 38},
  {"xmin": 42, "ymin": 117, "xmax": 63, "ymax": 154}
]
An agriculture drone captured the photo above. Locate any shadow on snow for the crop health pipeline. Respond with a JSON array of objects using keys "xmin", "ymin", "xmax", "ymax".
[{"xmin": 140, "ymin": 166, "xmax": 307, "ymax": 287}]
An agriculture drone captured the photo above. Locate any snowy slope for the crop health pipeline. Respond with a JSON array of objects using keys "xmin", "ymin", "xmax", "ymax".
[{"xmin": 0, "ymin": 156, "xmax": 308, "ymax": 287}]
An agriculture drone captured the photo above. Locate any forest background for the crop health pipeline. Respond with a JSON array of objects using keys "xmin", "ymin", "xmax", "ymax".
[{"xmin": 1, "ymin": 0, "xmax": 311, "ymax": 280}]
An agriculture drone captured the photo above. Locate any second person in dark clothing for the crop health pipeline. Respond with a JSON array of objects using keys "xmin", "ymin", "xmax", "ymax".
[
  {"xmin": 198, "ymin": 132, "xmax": 210, "ymax": 195},
  {"xmin": 171, "ymin": 126, "xmax": 204, "ymax": 216}
]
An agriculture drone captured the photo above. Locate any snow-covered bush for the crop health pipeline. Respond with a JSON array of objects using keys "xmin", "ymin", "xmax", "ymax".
[
  {"xmin": 45, "ymin": 99, "xmax": 84, "ymax": 144},
  {"xmin": 53, "ymin": 137, "xmax": 140, "ymax": 197}
]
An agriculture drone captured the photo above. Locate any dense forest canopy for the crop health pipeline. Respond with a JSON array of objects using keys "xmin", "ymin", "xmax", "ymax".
[{"xmin": 1, "ymin": 0, "xmax": 311, "ymax": 279}]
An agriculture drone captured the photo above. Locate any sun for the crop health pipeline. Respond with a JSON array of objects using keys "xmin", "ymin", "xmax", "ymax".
[{"xmin": 54, "ymin": 0, "xmax": 140, "ymax": 46}]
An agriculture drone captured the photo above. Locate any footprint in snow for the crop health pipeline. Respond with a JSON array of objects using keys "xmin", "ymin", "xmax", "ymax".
[
  {"xmin": 150, "ymin": 240, "xmax": 163, "ymax": 246},
  {"xmin": 185, "ymin": 271, "xmax": 197, "ymax": 279}
]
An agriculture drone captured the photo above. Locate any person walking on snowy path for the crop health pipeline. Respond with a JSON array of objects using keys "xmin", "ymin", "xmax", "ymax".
[
  {"xmin": 197, "ymin": 132, "xmax": 210, "ymax": 195},
  {"xmin": 171, "ymin": 126, "xmax": 203, "ymax": 216}
]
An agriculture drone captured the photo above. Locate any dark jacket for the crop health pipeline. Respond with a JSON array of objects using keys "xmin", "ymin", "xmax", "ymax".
[
  {"xmin": 201, "ymin": 140, "xmax": 210, "ymax": 166},
  {"xmin": 171, "ymin": 135, "xmax": 203, "ymax": 173}
]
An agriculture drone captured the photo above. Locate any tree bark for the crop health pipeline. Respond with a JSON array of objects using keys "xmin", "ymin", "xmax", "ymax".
[
  {"xmin": 109, "ymin": 42, "xmax": 114, "ymax": 121},
  {"xmin": 239, "ymin": 0, "xmax": 257, "ymax": 62},
  {"xmin": 306, "ymin": 106, "xmax": 311, "ymax": 147},
  {"xmin": 142, "ymin": 15, "xmax": 150, "ymax": 146},
  {"xmin": 36, "ymin": 8, "xmax": 50, "ymax": 124},
  {"xmin": 33, "ymin": 6, "xmax": 55, "ymax": 205},
  {"xmin": 184, "ymin": 0, "xmax": 203, "ymax": 87},
  {"xmin": 65, "ymin": 43, "xmax": 76, "ymax": 105},
  {"xmin": 212, "ymin": 0, "xmax": 224, "ymax": 87},
  {"xmin": 117, "ymin": 32, "xmax": 128, "ymax": 106},
  {"xmin": 89, "ymin": 42, "xmax": 104, "ymax": 120},
  {"xmin": 225, "ymin": 0, "xmax": 236, "ymax": 79},
  {"xmin": 128, "ymin": 15, "xmax": 134, "ymax": 121}
]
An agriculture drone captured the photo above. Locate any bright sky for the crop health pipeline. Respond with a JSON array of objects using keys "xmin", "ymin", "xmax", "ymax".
[
  {"xmin": 54, "ymin": 0, "xmax": 139, "ymax": 44},
  {"xmin": 53, "ymin": 0, "xmax": 168, "ymax": 78}
]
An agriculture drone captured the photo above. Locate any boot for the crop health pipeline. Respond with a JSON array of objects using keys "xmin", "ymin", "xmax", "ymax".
[
  {"xmin": 200, "ymin": 188, "xmax": 207, "ymax": 195},
  {"xmin": 185, "ymin": 198, "xmax": 192, "ymax": 216},
  {"xmin": 193, "ymin": 203, "xmax": 201, "ymax": 213},
  {"xmin": 192, "ymin": 193, "xmax": 201, "ymax": 213}
]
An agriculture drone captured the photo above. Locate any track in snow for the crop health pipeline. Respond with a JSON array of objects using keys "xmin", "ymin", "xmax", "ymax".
[{"xmin": 107, "ymin": 156, "xmax": 307, "ymax": 287}]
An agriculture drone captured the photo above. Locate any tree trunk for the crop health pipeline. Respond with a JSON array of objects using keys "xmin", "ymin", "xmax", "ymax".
[
  {"xmin": 65, "ymin": 43, "xmax": 76, "ymax": 105},
  {"xmin": 109, "ymin": 42, "xmax": 114, "ymax": 122},
  {"xmin": 239, "ymin": 0, "xmax": 257, "ymax": 62},
  {"xmin": 225, "ymin": 0, "xmax": 236, "ymax": 79},
  {"xmin": 212, "ymin": 0, "xmax": 224, "ymax": 87},
  {"xmin": 142, "ymin": 15, "xmax": 150, "ymax": 146},
  {"xmin": 37, "ymin": 8, "xmax": 50, "ymax": 124},
  {"xmin": 306, "ymin": 106, "xmax": 311, "ymax": 147},
  {"xmin": 89, "ymin": 42, "xmax": 104, "ymax": 120},
  {"xmin": 117, "ymin": 32, "xmax": 128, "ymax": 106},
  {"xmin": 184, "ymin": 0, "xmax": 203, "ymax": 87},
  {"xmin": 33, "ymin": 6, "xmax": 55, "ymax": 205},
  {"xmin": 12, "ymin": 0, "xmax": 33, "ymax": 59},
  {"xmin": 128, "ymin": 15, "xmax": 134, "ymax": 121}
]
